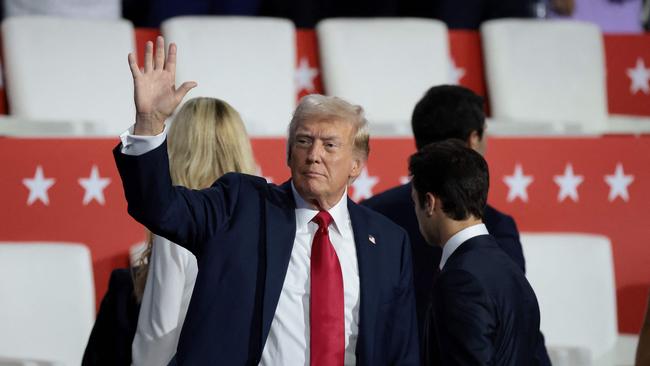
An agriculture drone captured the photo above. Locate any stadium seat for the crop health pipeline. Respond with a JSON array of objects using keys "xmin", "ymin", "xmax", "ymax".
[
  {"xmin": 0, "ymin": 242, "xmax": 95, "ymax": 366},
  {"xmin": 520, "ymin": 233, "xmax": 637, "ymax": 366},
  {"xmin": 161, "ymin": 16, "xmax": 296, "ymax": 136},
  {"xmin": 481, "ymin": 19, "xmax": 650, "ymax": 135},
  {"xmin": 316, "ymin": 18, "xmax": 450, "ymax": 136},
  {"xmin": 1, "ymin": 16, "xmax": 135, "ymax": 136}
]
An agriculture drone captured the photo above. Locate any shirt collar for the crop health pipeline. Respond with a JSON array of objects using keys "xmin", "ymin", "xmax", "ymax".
[
  {"xmin": 439, "ymin": 223, "xmax": 489, "ymax": 270},
  {"xmin": 291, "ymin": 181, "xmax": 350, "ymax": 235}
]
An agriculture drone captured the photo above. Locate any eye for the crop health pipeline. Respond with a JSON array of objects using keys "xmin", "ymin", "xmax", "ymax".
[{"xmin": 295, "ymin": 137, "xmax": 311, "ymax": 146}]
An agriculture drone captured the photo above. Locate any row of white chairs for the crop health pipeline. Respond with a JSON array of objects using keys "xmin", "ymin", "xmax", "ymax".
[
  {"xmin": 0, "ymin": 234, "xmax": 639, "ymax": 365},
  {"xmin": 0, "ymin": 15, "xmax": 649, "ymax": 138}
]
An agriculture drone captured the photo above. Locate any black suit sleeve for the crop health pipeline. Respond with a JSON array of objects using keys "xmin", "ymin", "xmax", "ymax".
[
  {"xmin": 113, "ymin": 142, "xmax": 241, "ymax": 258},
  {"xmin": 392, "ymin": 233, "xmax": 420, "ymax": 365},
  {"xmin": 432, "ymin": 269, "xmax": 496, "ymax": 365}
]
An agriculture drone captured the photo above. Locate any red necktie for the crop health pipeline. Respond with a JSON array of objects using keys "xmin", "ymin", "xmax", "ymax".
[{"xmin": 310, "ymin": 210, "xmax": 345, "ymax": 366}]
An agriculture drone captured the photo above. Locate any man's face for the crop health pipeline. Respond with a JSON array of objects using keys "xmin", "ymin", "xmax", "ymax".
[
  {"xmin": 289, "ymin": 118, "xmax": 362, "ymax": 209},
  {"xmin": 411, "ymin": 185, "xmax": 439, "ymax": 247}
]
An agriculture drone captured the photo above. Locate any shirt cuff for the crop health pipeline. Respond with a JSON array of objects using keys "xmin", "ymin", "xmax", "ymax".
[{"xmin": 120, "ymin": 124, "xmax": 168, "ymax": 156}]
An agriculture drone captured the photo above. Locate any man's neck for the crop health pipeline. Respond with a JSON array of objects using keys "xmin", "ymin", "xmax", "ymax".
[
  {"xmin": 439, "ymin": 217, "xmax": 483, "ymax": 249},
  {"xmin": 291, "ymin": 182, "xmax": 347, "ymax": 211}
]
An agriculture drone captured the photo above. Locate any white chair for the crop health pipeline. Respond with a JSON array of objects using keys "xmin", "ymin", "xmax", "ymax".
[
  {"xmin": 481, "ymin": 19, "xmax": 650, "ymax": 136},
  {"xmin": 1, "ymin": 16, "xmax": 135, "ymax": 136},
  {"xmin": 316, "ymin": 18, "xmax": 450, "ymax": 136},
  {"xmin": 520, "ymin": 233, "xmax": 637, "ymax": 366},
  {"xmin": 161, "ymin": 16, "xmax": 296, "ymax": 136},
  {"xmin": 0, "ymin": 242, "xmax": 95, "ymax": 366}
]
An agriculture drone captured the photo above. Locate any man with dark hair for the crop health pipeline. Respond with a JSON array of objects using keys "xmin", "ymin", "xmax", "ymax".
[
  {"xmin": 363, "ymin": 84, "xmax": 550, "ymax": 364},
  {"xmin": 409, "ymin": 140, "xmax": 545, "ymax": 365}
]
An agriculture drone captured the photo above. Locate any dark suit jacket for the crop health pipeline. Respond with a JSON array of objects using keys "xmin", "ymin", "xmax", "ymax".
[
  {"xmin": 362, "ymin": 183, "xmax": 550, "ymax": 365},
  {"xmin": 114, "ymin": 142, "xmax": 419, "ymax": 365},
  {"xmin": 430, "ymin": 234, "xmax": 544, "ymax": 365},
  {"xmin": 82, "ymin": 268, "xmax": 140, "ymax": 366},
  {"xmin": 362, "ymin": 184, "xmax": 524, "ymax": 332}
]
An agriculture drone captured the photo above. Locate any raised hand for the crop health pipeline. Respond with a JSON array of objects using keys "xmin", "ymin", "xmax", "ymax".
[{"xmin": 128, "ymin": 36, "xmax": 197, "ymax": 135}]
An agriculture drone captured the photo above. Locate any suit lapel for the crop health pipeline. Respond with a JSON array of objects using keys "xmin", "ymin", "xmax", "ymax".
[
  {"xmin": 348, "ymin": 199, "xmax": 380, "ymax": 365},
  {"xmin": 261, "ymin": 181, "xmax": 297, "ymax": 345}
]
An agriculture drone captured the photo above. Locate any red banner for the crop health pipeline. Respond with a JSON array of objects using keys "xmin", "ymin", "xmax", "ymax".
[{"xmin": 1, "ymin": 136, "xmax": 649, "ymax": 333}]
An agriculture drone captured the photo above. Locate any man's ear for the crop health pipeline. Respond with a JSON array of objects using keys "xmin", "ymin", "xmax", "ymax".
[
  {"xmin": 349, "ymin": 157, "xmax": 364, "ymax": 181},
  {"xmin": 425, "ymin": 192, "xmax": 436, "ymax": 217},
  {"xmin": 467, "ymin": 130, "xmax": 482, "ymax": 151}
]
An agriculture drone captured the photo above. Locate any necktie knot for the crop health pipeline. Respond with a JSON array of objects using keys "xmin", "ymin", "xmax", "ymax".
[{"xmin": 312, "ymin": 210, "xmax": 333, "ymax": 230}]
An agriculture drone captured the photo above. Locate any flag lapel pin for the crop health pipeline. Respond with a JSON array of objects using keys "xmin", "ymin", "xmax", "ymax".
[{"xmin": 369, "ymin": 235, "xmax": 376, "ymax": 245}]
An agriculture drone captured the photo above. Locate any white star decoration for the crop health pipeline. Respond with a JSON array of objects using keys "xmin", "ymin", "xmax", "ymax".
[
  {"xmin": 604, "ymin": 163, "xmax": 634, "ymax": 202},
  {"xmin": 399, "ymin": 176, "xmax": 410, "ymax": 185},
  {"xmin": 553, "ymin": 164, "xmax": 584, "ymax": 202},
  {"xmin": 351, "ymin": 168, "xmax": 379, "ymax": 201},
  {"xmin": 448, "ymin": 57, "xmax": 466, "ymax": 85},
  {"xmin": 626, "ymin": 58, "xmax": 650, "ymax": 95},
  {"xmin": 78, "ymin": 165, "xmax": 111, "ymax": 205},
  {"xmin": 23, "ymin": 165, "xmax": 55, "ymax": 206},
  {"xmin": 295, "ymin": 57, "xmax": 319, "ymax": 93},
  {"xmin": 503, "ymin": 164, "xmax": 533, "ymax": 202}
]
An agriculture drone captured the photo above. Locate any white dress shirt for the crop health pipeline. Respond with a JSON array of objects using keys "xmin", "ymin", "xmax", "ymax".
[
  {"xmin": 259, "ymin": 184, "xmax": 360, "ymax": 366},
  {"xmin": 132, "ymin": 235, "xmax": 198, "ymax": 366},
  {"xmin": 439, "ymin": 223, "xmax": 489, "ymax": 270},
  {"xmin": 120, "ymin": 126, "xmax": 360, "ymax": 365}
]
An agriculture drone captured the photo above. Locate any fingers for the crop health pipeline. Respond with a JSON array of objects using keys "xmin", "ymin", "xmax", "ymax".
[
  {"xmin": 127, "ymin": 52, "xmax": 141, "ymax": 79},
  {"xmin": 144, "ymin": 41, "xmax": 153, "ymax": 73},
  {"xmin": 175, "ymin": 81, "xmax": 198, "ymax": 102},
  {"xmin": 154, "ymin": 36, "xmax": 165, "ymax": 70},
  {"xmin": 165, "ymin": 42, "xmax": 177, "ymax": 77}
]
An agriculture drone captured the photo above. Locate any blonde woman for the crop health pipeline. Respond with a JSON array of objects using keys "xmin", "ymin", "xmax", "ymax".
[{"xmin": 131, "ymin": 97, "xmax": 256, "ymax": 366}]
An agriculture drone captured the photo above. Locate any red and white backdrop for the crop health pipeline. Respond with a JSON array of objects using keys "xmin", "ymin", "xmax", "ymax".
[{"xmin": 1, "ymin": 30, "xmax": 649, "ymax": 334}]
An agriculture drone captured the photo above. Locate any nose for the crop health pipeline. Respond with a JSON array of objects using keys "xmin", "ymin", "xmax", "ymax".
[{"xmin": 306, "ymin": 140, "xmax": 323, "ymax": 164}]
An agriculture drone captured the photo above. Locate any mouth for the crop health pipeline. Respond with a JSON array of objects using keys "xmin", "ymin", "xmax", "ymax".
[{"xmin": 303, "ymin": 171, "xmax": 326, "ymax": 179}]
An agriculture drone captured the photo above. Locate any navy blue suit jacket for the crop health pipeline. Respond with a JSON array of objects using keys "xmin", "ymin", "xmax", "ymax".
[
  {"xmin": 362, "ymin": 183, "xmax": 550, "ymax": 365},
  {"xmin": 430, "ymin": 234, "xmax": 544, "ymax": 365},
  {"xmin": 114, "ymin": 142, "xmax": 419, "ymax": 365},
  {"xmin": 362, "ymin": 184, "xmax": 524, "ymax": 332}
]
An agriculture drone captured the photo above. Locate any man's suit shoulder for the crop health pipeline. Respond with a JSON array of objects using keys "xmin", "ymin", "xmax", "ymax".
[
  {"xmin": 484, "ymin": 205, "xmax": 518, "ymax": 237},
  {"xmin": 362, "ymin": 184, "xmax": 411, "ymax": 213},
  {"xmin": 354, "ymin": 201, "xmax": 409, "ymax": 239}
]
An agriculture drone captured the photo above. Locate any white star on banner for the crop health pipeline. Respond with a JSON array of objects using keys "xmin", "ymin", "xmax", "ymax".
[
  {"xmin": 503, "ymin": 164, "xmax": 533, "ymax": 202},
  {"xmin": 23, "ymin": 165, "xmax": 55, "ymax": 206},
  {"xmin": 351, "ymin": 168, "xmax": 379, "ymax": 201},
  {"xmin": 604, "ymin": 163, "xmax": 634, "ymax": 202},
  {"xmin": 78, "ymin": 165, "xmax": 111, "ymax": 205},
  {"xmin": 399, "ymin": 176, "xmax": 410, "ymax": 185},
  {"xmin": 626, "ymin": 58, "xmax": 650, "ymax": 95},
  {"xmin": 553, "ymin": 163, "xmax": 584, "ymax": 202},
  {"xmin": 448, "ymin": 57, "xmax": 466, "ymax": 85},
  {"xmin": 295, "ymin": 58, "xmax": 319, "ymax": 93},
  {"xmin": 256, "ymin": 166, "xmax": 273, "ymax": 183}
]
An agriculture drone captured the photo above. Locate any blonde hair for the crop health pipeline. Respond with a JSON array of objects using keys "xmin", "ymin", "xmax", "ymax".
[
  {"xmin": 287, "ymin": 94, "xmax": 370, "ymax": 162},
  {"xmin": 133, "ymin": 97, "xmax": 256, "ymax": 301}
]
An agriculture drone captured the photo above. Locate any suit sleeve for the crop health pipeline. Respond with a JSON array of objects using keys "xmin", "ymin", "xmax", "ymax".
[
  {"xmin": 113, "ymin": 141, "xmax": 240, "ymax": 257},
  {"xmin": 431, "ymin": 269, "xmax": 496, "ymax": 365},
  {"xmin": 393, "ymin": 232, "xmax": 420, "ymax": 365}
]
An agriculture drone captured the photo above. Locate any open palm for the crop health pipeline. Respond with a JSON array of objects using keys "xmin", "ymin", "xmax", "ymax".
[{"xmin": 128, "ymin": 36, "xmax": 196, "ymax": 135}]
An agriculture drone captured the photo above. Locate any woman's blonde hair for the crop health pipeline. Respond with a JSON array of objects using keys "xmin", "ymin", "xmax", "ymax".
[{"xmin": 133, "ymin": 97, "xmax": 256, "ymax": 301}]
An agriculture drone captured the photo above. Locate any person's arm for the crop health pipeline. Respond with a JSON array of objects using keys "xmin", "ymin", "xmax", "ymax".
[
  {"xmin": 132, "ymin": 236, "xmax": 196, "ymax": 366},
  {"xmin": 115, "ymin": 36, "xmax": 239, "ymax": 254},
  {"xmin": 392, "ymin": 232, "xmax": 420, "ymax": 365},
  {"xmin": 432, "ymin": 269, "xmax": 496, "ymax": 365}
]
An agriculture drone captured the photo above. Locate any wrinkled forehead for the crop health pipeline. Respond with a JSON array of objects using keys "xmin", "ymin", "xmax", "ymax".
[{"xmin": 293, "ymin": 117, "xmax": 355, "ymax": 139}]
